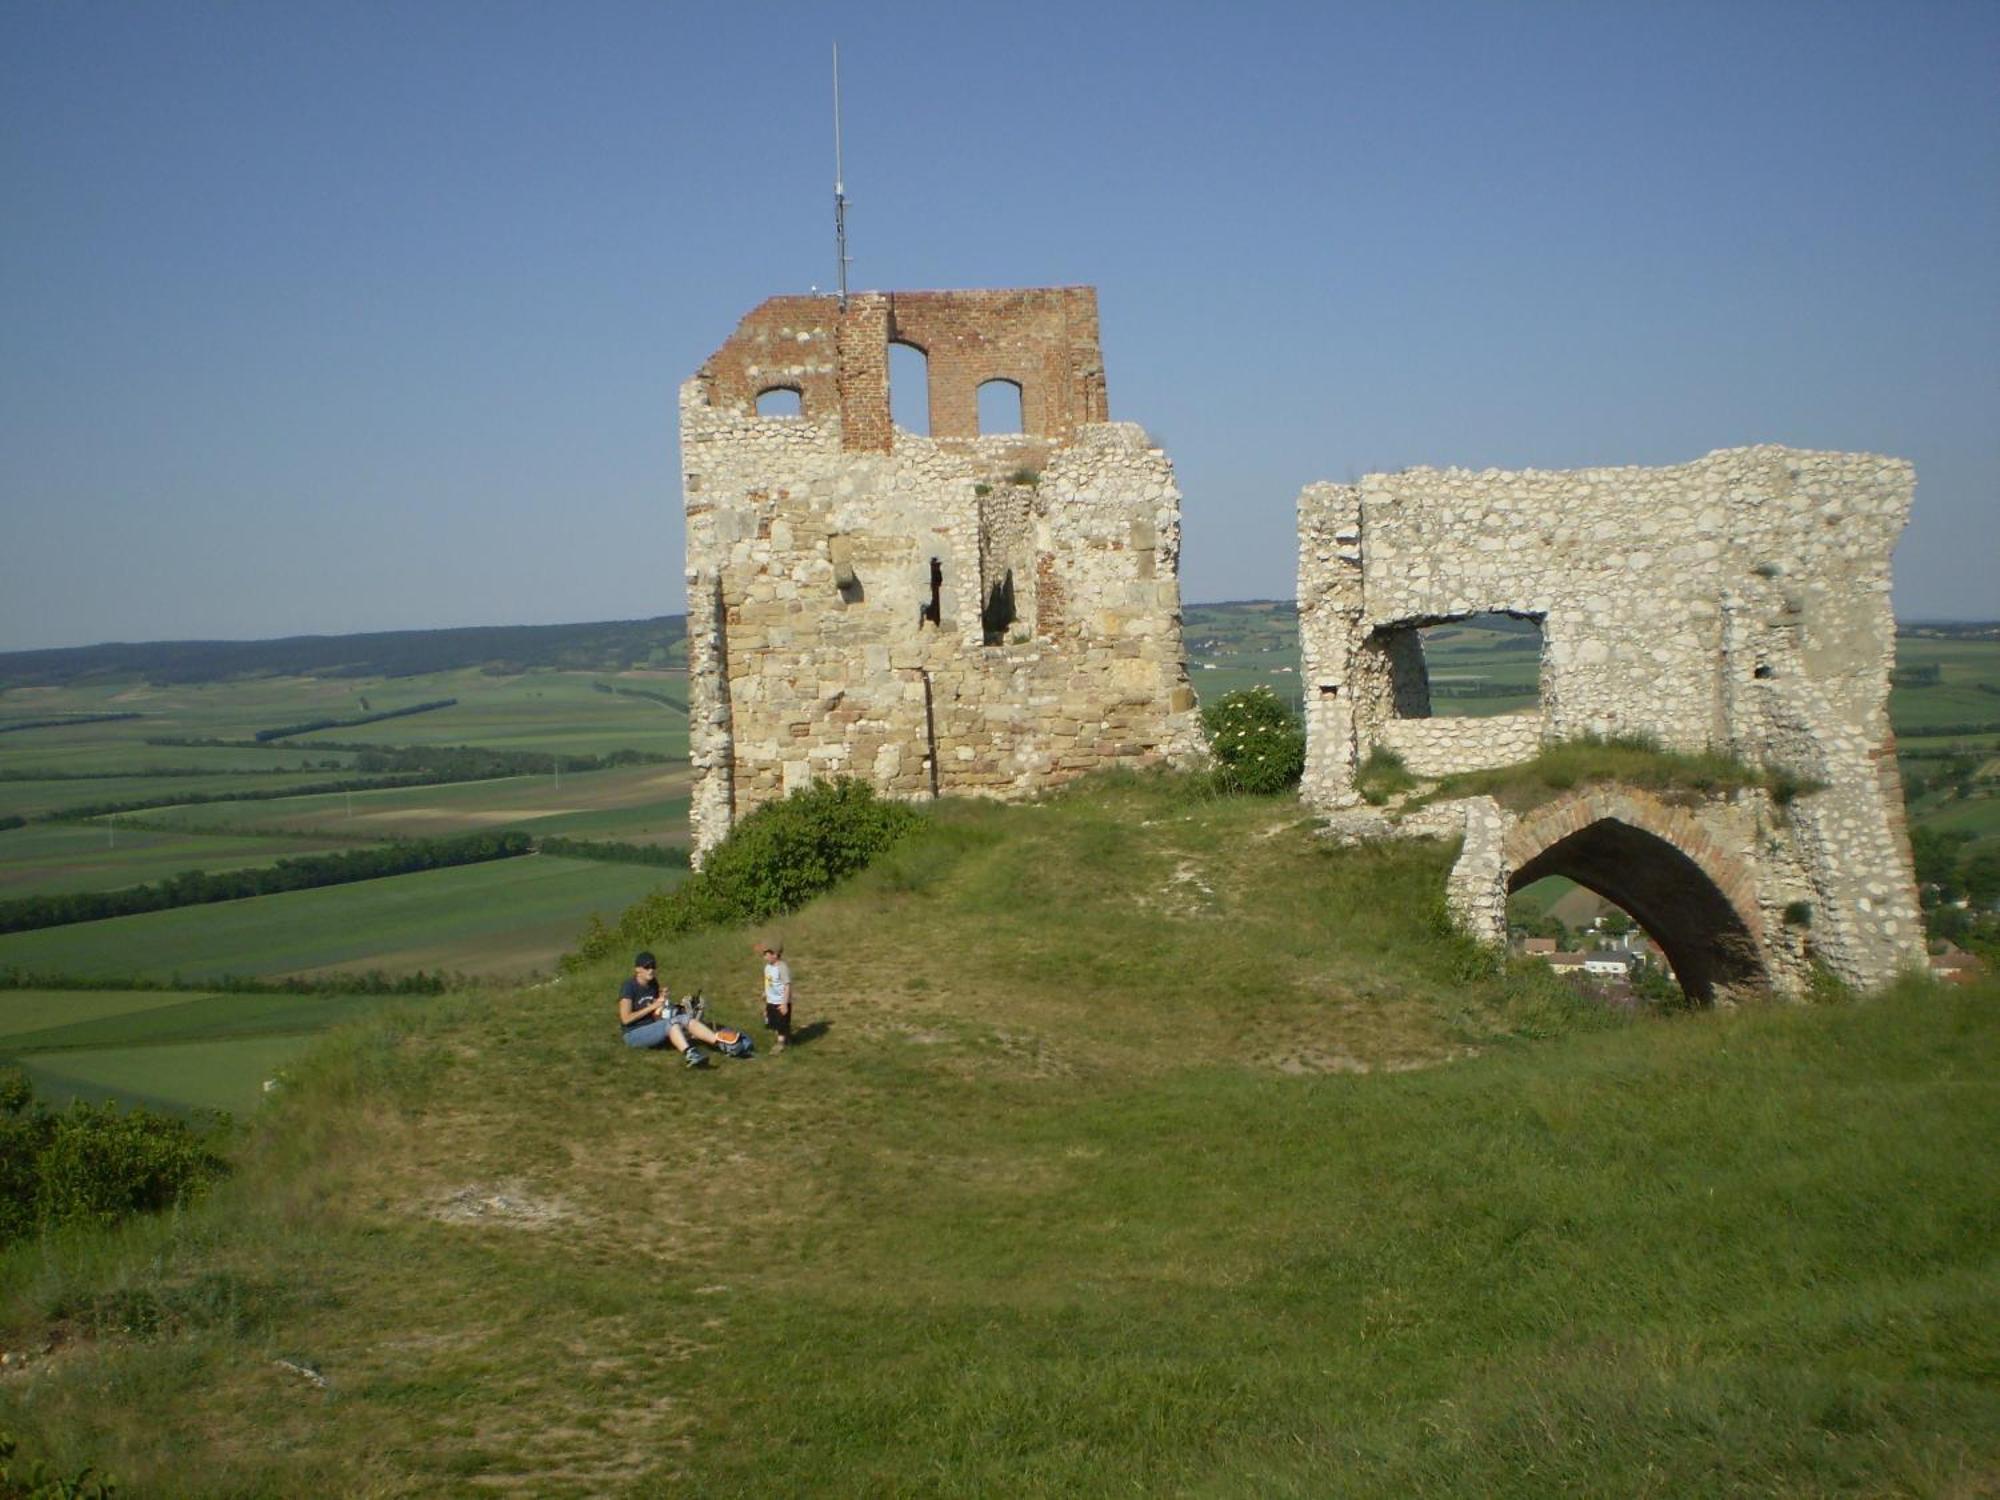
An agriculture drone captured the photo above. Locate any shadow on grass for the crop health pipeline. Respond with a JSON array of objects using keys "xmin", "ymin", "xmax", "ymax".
[{"xmin": 784, "ymin": 1019, "xmax": 832, "ymax": 1049}]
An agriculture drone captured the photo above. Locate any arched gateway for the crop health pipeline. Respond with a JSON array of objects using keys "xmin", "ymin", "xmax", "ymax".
[
  {"xmin": 1504, "ymin": 789, "xmax": 1767, "ymax": 1001},
  {"xmin": 1298, "ymin": 446, "xmax": 1926, "ymax": 997}
]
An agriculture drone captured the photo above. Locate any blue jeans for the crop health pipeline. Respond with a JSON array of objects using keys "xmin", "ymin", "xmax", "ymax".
[{"xmin": 622, "ymin": 1018, "xmax": 672, "ymax": 1049}]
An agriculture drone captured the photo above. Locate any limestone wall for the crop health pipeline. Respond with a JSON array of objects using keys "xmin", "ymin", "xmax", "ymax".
[
  {"xmin": 1298, "ymin": 445, "xmax": 1924, "ymax": 992},
  {"xmin": 1378, "ymin": 715, "xmax": 1542, "ymax": 778},
  {"xmin": 684, "ymin": 288, "xmax": 1202, "ymax": 858}
]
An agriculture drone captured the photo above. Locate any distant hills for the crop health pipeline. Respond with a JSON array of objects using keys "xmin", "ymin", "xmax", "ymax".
[
  {"xmin": 0, "ymin": 617, "xmax": 687, "ymax": 687},
  {"xmin": 1, "ymin": 607, "xmax": 1992, "ymax": 689}
]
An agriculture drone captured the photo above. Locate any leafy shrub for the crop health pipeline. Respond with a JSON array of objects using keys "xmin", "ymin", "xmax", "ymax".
[
  {"xmin": 567, "ymin": 779, "xmax": 924, "ymax": 965},
  {"xmin": 32, "ymin": 1105, "xmax": 229, "ymax": 1232},
  {"xmin": 0, "ymin": 1429, "xmax": 115, "ymax": 1498},
  {"xmin": 1202, "ymin": 687, "xmax": 1305, "ymax": 795},
  {"xmin": 0, "ymin": 1069, "xmax": 228, "ymax": 1244}
]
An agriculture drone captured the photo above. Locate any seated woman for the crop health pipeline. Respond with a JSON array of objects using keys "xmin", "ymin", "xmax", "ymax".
[{"xmin": 618, "ymin": 951, "xmax": 749, "ymax": 1068}]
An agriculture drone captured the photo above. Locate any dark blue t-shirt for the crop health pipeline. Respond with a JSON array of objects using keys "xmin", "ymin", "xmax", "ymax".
[{"xmin": 618, "ymin": 976, "xmax": 661, "ymax": 1031}]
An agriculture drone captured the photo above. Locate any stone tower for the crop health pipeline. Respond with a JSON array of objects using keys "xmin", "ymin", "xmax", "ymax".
[{"xmin": 682, "ymin": 287, "xmax": 1203, "ymax": 859}]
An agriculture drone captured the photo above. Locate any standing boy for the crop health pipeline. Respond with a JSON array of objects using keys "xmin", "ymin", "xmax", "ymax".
[{"xmin": 760, "ymin": 940, "xmax": 793, "ymax": 1051}]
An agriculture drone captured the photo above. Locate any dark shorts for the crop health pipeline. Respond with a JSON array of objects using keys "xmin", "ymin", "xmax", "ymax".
[{"xmin": 763, "ymin": 1001, "xmax": 791, "ymax": 1036}]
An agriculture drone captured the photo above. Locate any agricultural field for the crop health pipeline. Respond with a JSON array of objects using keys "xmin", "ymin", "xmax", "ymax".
[
  {"xmin": 1184, "ymin": 604, "xmax": 1542, "ymax": 717},
  {"xmin": 1, "ymin": 650, "xmax": 693, "ymax": 1113},
  {"xmin": 0, "ymin": 988, "xmax": 416, "ymax": 1113},
  {"xmin": 0, "ymin": 853, "xmax": 675, "ymax": 985},
  {"xmin": 125, "ymin": 762, "xmax": 691, "ymax": 845},
  {"xmin": 1184, "ymin": 600, "xmax": 1305, "ymax": 708},
  {"xmin": 0, "ymin": 824, "xmax": 359, "ymax": 897}
]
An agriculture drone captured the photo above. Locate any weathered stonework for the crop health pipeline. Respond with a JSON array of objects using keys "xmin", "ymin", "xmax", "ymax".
[
  {"xmin": 684, "ymin": 287, "xmax": 1203, "ymax": 859},
  {"xmin": 1298, "ymin": 446, "xmax": 1923, "ymax": 995}
]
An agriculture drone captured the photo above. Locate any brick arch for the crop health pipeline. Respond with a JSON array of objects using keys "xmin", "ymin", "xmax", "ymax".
[{"xmin": 1505, "ymin": 787, "xmax": 1768, "ymax": 1001}]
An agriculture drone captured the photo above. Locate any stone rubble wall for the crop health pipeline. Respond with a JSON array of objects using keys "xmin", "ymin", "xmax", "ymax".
[
  {"xmin": 1378, "ymin": 715, "xmax": 1542, "ymax": 779},
  {"xmin": 1297, "ymin": 445, "xmax": 1923, "ymax": 994},
  {"xmin": 684, "ymin": 288, "xmax": 1203, "ymax": 859}
]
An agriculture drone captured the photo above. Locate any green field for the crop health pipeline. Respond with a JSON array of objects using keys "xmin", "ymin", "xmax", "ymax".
[
  {"xmin": 0, "ymin": 767, "xmax": 377, "ymax": 822},
  {"xmin": 0, "ymin": 988, "xmax": 425, "ymax": 1113},
  {"xmin": 123, "ymin": 762, "xmax": 692, "ymax": 845},
  {"xmin": 0, "ymin": 856, "xmax": 678, "ymax": 984},
  {"xmin": 286, "ymin": 670, "xmax": 688, "ymax": 758},
  {"xmin": 0, "ymin": 823, "xmax": 358, "ymax": 897}
]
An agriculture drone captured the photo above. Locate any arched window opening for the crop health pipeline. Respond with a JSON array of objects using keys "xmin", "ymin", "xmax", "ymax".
[
  {"xmin": 755, "ymin": 386, "xmax": 803, "ymax": 418},
  {"xmin": 976, "ymin": 378, "xmax": 1025, "ymax": 435},
  {"xmin": 1377, "ymin": 611, "xmax": 1546, "ymax": 719},
  {"xmin": 889, "ymin": 342, "xmax": 930, "ymax": 437}
]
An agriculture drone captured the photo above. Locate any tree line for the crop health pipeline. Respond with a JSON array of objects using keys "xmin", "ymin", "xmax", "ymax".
[
  {"xmin": 0, "ymin": 712, "xmax": 143, "ymax": 734},
  {"xmin": 253, "ymin": 698, "xmax": 457, "ymax": 741}
]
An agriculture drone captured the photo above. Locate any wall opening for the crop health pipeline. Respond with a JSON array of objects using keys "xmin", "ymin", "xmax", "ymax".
[
  {"xmin": 755, "ymin": 386, "xmax": 803, "ymax": 418},
  {"xmin": 976, "ymin": 379, "xmax": 1025, "ymax": 435},
  {"xmin": 1378, "ymin": 611, "xmax": 1546, "ymax": 719},
  {"xmin": 1508, "ymin": 820, "xmax": 1766, "ymax": 1002},
  {"xmin": 981, "ymin": 569, "xmax": 1017, "ymax": 645},
  {"xmin": 889, "ymin": 341, "xmax": 930, "ymax": 436},
  {"xmin": 920, "ymin": 557, "xmax": 943, "ymax": 628}
]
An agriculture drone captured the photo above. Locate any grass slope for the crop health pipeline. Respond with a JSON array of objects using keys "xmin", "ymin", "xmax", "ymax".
[{"xmin": 0, "ymin": 775, "xmax": 1991, "ymax": 1496}]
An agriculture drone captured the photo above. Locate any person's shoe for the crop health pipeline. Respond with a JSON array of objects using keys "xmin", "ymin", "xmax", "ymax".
[
  {"xmin": 774, "ymin": 1035, "xmax": 788, "ymax": 1052},
  {"xmin": 683, "ymin": 1046, "xmax": 708, "ymax": 1068}
]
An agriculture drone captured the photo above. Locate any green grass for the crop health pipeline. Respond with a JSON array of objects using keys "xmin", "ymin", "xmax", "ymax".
[
  {"xmin": 1426, "ymin": 735, "xmax": 1786, "ymax": 813},
  {"xmin": 0, "ymin": 857, "xmax": 678, "ymax": 983},
  {"xmin": 0, "ymin": 776, "xmax": 1991, "ymax": 1495}
]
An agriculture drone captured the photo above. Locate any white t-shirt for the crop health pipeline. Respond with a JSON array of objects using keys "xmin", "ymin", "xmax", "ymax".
[{"xmin": 763, "ymin": 960, "xmax": 792, "ymax": 1007}]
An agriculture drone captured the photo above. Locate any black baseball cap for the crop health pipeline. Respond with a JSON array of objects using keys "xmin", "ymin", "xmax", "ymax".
[{"xmin": 634, "ymin": 952, "xmax": 656, "ymax": 969}]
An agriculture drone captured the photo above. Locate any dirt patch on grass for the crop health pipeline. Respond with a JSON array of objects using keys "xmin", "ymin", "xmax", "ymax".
[{"xmin": 423, "ymin": 1182, "xmax": 571, "ymax": 1229}]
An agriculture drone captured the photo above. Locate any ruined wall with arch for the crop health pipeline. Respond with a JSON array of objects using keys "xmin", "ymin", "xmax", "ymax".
[
  {"xmin": 682, "ymin": 287, "xmax": 1202, "ymax": 857},
  {"xmin": 1300, "ymin": 447, "xmax": 1925, "ymax": 993}
]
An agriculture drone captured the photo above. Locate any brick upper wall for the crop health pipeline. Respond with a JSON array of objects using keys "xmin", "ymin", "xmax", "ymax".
[{"xmin": 693, "ymin": 287, "xmax": 1110, "ymax": 453}]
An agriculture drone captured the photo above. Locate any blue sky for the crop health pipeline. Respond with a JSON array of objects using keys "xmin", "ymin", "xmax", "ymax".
[{"xmin": 3, "ymin": 0, "xmax": 1995, "ymax": 651}]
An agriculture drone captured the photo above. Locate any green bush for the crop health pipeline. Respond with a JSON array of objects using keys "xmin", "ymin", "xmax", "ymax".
[
  {"xmin": 567, "ymin": 778, "xmax": 924, "ymax": 965},
  {"xmin": 0, "ymin": 1429, "xmax": 115, "ymax": 1498},
  {"xmin": 1202, "ymin": 687, "xmax": 1305, "ymax": 794},
  {"xmin": 0, "ymin": 1069, "xmax": 227, "ymax": 1244}
]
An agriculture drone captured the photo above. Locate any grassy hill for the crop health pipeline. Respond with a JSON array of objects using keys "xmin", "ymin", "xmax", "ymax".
[{"xmin": 1, "ymin": 774, "xmax": 1993, "ymax": 1496}]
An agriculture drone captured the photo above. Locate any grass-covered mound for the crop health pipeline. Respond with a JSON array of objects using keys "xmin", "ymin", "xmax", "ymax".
[{"xmin": 0, "ymin": 774, "xmax": 1993, "ymax": 1496}]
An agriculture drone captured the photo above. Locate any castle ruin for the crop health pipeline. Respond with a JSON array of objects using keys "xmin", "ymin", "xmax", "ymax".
[
  {"xmin": 1297, "ymin": 446, "xmax": 1926, "ymax": 996},
  {"xmin": 681, "ymin": 287, "xmax": 1203, "ymax": 858}
]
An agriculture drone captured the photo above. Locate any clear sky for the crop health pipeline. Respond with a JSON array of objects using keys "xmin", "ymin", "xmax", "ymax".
[{"xmin": 3, "ymin": 0, "xmax": 1995, "ymax": 651}]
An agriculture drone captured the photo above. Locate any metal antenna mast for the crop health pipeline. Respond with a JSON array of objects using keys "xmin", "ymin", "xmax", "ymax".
[{"xmin": 832, "ymin": 42, "xmax": 850, "ymax": 309}]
